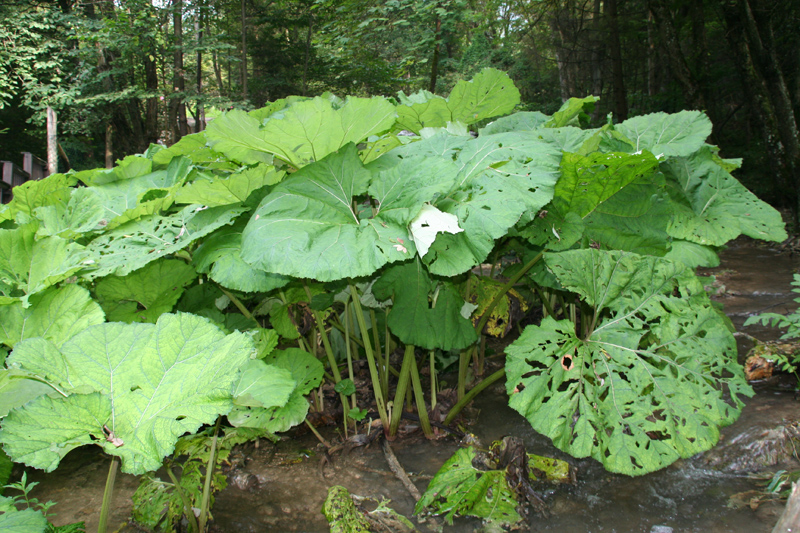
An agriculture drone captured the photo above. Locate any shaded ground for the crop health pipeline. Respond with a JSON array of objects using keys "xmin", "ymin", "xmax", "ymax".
[{"xmin": 24, "ymin": 239, "xmax": 800, "ymax": 532}]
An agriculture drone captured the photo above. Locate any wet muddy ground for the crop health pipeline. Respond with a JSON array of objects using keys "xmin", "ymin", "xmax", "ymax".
[{"xmin": 25, "ymin": 239, "xmax": 800, "ymax": 532}]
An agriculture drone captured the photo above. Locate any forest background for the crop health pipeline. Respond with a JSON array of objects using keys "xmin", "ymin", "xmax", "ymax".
[{"xmin": 1, "ymin": 0, "xmax": 799, "ymax": 215}]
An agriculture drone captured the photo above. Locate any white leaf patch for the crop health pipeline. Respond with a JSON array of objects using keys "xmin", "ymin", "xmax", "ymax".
[{"xmin": 409, "ymin": 204, "xmax": 464, "ymax": 257}]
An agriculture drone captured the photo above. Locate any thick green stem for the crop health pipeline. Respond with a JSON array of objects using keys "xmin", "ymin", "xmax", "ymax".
[
  {"xmin": 388, "ymin": 345, "xmax": 415, "ymax": 438},
  {"xmin": 97, "ymin": 455, "xmax": 119, "ymax": 533},
  {"xmin": 349, "ymin": 284, "xmax": 389, "ymax": 428},
  {"xmin": 457, "ymin": 348, "xmax": 470, "ymax": 400},
  {"xmin": 429, "ymin": 350, "xmax": 437, "ymax": 410},
  {"xmin": 167, "ymin": 466, "xmax": 200, "ymax": 533},
  {"xmin": 533, "ymin": 285, "xmax": 555, "ymax": 317},
  {"xmin": 198, "ymin": 418, "xmax": 221, "ymax": 532},
  {"xmin": 344, "ymin": 303, "xmax": 357, "ymax": 410},
  {"xmin": 369, "ymin": 308, "xmax": 388, "ymax": 397},
  {"xmin": 218, "ymin": 286, "xmax": 254, "ymax": 321},
  {"xmin": 474, "ymin": 251, "xmax": 543, "ymax": 335},
  {"xmin": 445, "ymin": 368, "xmax": 505, "ymax": 425},
  {"xmin": 409, "ymin": 353, "xmax": 433, "ymax": 438}
]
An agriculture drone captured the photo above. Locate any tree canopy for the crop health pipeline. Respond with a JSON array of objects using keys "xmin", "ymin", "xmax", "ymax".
[{"xmin": 1, "ymin": 0, "xmax": 798, "ymax": 213}]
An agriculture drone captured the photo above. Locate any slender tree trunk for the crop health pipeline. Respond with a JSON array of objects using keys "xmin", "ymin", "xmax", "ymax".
[
  {"xmin": 144, "ymin": 45, "xmax": 159, "ymax": 144},
  {"xmin": 212, "ymin": 51, "xmax": 224, "ymax": 96},
  {"xmin": 241, "ymin": 0, "xmax": 248, "ymax": 100},
  {"xmin": 46, "ymin": 107, "xmax": 57, "ymax": 175},
  {"xmin": 195, "ymin": 3, "xmax": 205, "ymax": 132},
  {"xmin": 171, "ymin": 0, "xmax": 188, "ymax": 141},
  {"xmin": 302, "ymin": 10, "xmax": 313, "ymax": 96},
  {"xmin": 429, "ymin": 8, "xmax": 442, "ymax": 93},
  {"xmin": 105, "ymin": 123, "xmax": 113, "ymax": 169},
  {"xmin": 606, "ymin": 0, "xmax": 628, "ymax": 121}
]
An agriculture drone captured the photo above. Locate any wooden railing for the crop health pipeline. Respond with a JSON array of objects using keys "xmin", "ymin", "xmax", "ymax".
[{"xmin": 0, "ymin": 153, "xmax": 48, "ymax": 204}]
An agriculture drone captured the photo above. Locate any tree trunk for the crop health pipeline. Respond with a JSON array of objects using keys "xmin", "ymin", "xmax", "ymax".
[
  {"xmin": 302, "ymin": 10, "xmax": 313, "ymax": 96},
  {"xmin": 213, "ymin": 50, "xmax": 224, "ymax": 96},
  {"xmin": 606, "ymin": 0, "xmax": 628, "ymax": 121},
  {"xmin": 648, "ymin": 0, "xmax": 707, "ymax": 111},
  {"xmin": 144, "ymin": 46, "xmax": 159, "ymax": 145},
  {"xmin": 241, "ymin": 0, "xmax": 248, "ymax": 100},
  {"xmin": 720, "ymin": 0, "xmax": 800, "ymax": 220},
  {"xmin": 195, "ymin": 3, "xmax": 205, "ymax": 132},
  {"xmin": 171, "ymin": 0, "xmax": 187, "ymax": 142},
  {"xmin": 105, "ymin": 123, "xmax": 113, "ymax": 169},
  {"xmin": 46, "ymin": 107, "xmax": 57, "ymax": 175},
  {"xmin": 429, "ymin": 9, "xmax": 442, "ymax": 93}
]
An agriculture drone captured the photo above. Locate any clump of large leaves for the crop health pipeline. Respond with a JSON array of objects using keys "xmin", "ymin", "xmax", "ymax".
[
  {"xmin": 505, "ymin": 249, "xmax": 753, "ymax": 476},
  {"xmin": 0, "ymin": 313, "xmax": 254, "ymax": 474}
]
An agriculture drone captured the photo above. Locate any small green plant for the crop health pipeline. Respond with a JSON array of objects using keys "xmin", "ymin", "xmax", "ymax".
[
  {"xmin": 744, "ymin": 273, "xmax": 800, "ymax": 384},
  {"xmin": 0, "ymin": 472, "xmax": 86, "ymax": 532}
]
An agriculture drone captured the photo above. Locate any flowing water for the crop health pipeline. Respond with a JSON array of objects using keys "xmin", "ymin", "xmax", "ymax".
[{"xmin": 26, "ymin": 240, "xmax": 800, "ymax": 532}]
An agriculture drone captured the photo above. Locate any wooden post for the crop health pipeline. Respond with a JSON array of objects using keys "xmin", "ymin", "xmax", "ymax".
[{"xmin": 46, "ymin": 107, "xmax": 57, "ymax": 176}]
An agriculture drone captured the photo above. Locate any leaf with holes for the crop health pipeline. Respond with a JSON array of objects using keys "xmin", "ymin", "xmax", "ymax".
[
  {"xmin": 505, "ymin": 249, "xmax": 753, "ymax": 476},
  {"xmin": 0, "ymin": 313, "xmax": 253, "ymax": 474},
  {"xmin": 414, "ymin": 446, "xmax": 521, "ymax": 527},
  {"xmin": 84, "ymin": 204, "xmax": 245, "ymax": 280},
  {"xmin": 0, "ymin": 223, "xmax": 91, "ymax": 306}
]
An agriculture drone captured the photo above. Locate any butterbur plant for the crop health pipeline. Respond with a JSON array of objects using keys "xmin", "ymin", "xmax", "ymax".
[{"xmin": 0, "ymin": 68, "xmax": 788, "ymax": 532}]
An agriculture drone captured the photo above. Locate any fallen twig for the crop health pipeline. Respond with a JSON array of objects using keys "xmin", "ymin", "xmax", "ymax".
[{"xmin": 382, "ymin": 439, "xmax": 422, "ymax": 502}]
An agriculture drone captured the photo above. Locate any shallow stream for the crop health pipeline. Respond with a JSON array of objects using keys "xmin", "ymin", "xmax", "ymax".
[{"xmin": 28, "ymin": 240, "xmax": 800, "ymax": 532}]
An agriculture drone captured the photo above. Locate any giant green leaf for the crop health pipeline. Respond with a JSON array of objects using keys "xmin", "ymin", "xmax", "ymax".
[
  {"xmin": 228, "ymin": 348, "xmax": 323, "ymax": 433},
  {"xmin": 232, "ymin": 359, "xmax": 296, "ymax": 409},
  {"xmin": 84, "ymin": 204, "xmax": 245, "ymax": 279},
  {"xmin": 614, "ymin": 110, "xmax": 712, "ymax": 158},
  {"xmin": 396, "ymin": 68, "xmax": 520, "ymax": 133},
  {"xmin": 372, "ymin": 262, "xmax": 477, "ymax": 351},
  {"xmin": 505, "ymin": 249, "xmax": 753, "ymax": 476},
  {"xmin": 663, "ymin": 146, "xmax": 787, "ymax": 245},
  {"xmin": 193, "ymin": 219, "xmax": 290, "ymax": 293},
  {"xmin": 0, "ymin": 313, "xmax": 254, "ymax": 474},
  {"xmin": 88, "ymin": 156, "xmax": 193, "ymax": 230},
  {"xmin": 32, "ymin": 186, "xmax": 107, "ymax": 239},
  {"xmin": 205, "ymin": 97, "xmax": 396, "ymax": 168},
  {"xmin": 417, "ymin": 131, "xmax": 561, "ymax": 276},
  {"xmin": 94, "ymin": 259, "xmax": 197, "ymax": 323},
  {"xmin": 544, "ymin": 96, "xmax": 598, "ymax": 128},
  {"xmin": 0, "ymin": 173, "xmax": 75, "ymax": 223},
  {"xmin": 522, "ymin": 151, "xmax": 667, "ymax": 255},
  {"xmin": 0, "ymin": 284, "xmax": 104, "ymax": 348},
  {"xmin": 480, "ymin": 111, "xmax": 549, "ymax": 135},
  {"xmin": 175, "ymin": 164, "xmax": 284, "ymax": 206},
  {"xmin": 0, "ymin": 223, "xmax": 91, "ymax": 306},
  {"xmin": 241, "ymin": 144, "xmax": 460, "ymax": 281},
  {"xmin": 552, "ymin": 151, "xmax": 659, "ymax": 218}
]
